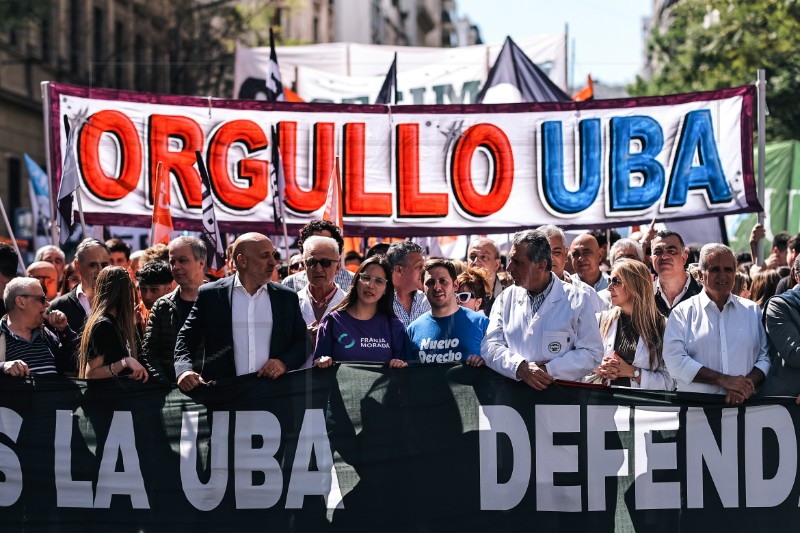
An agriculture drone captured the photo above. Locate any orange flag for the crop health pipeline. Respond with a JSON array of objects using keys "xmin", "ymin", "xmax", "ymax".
[
  {"xmin": 323, "ymin": 156, "xmax": 343, "ymax": 233},
  {"xmin": 573, "ymin": 75, "xmax": 594, "ymax": 102},
  {"xmin": 151, "ymin": 162, "xmax": 173, "ymax": 245}
]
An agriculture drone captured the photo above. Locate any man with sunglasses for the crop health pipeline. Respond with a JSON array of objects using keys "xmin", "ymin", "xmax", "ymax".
[
  {"xmin": 282, "ymin": 220, "xmax": 353, "ymax": 293},
  {"xmin": 0, "ymin": 278, "xmax": 77, "ymax": 377},
  {"xmin": 297, "ymin": 236, "xmax": 346, "ymax": 364},
  {"xmin": 175, "ymin": 233, "xmax": 307, "ymax": 391},
  {"xmin": 407, "ymin": 259, "xmax": 488, "ymax": 366},
  {"xmin": 651, "ymin": 230, "xmax": 701, "ymax": 316}
]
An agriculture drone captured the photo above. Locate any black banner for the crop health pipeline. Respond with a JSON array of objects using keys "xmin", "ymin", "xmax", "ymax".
[{"xmin": 0, "ymin": 365, "xmax": 798, "ymax": 532}]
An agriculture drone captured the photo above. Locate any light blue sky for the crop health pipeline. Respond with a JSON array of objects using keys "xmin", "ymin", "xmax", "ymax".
[{"xmin": 459, "ymin": 0, "xmax": 653, "ymax": 88}]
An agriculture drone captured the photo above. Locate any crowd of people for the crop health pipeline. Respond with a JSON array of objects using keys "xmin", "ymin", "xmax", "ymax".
[{"xmin": 2, "ymin": 219, "xmax": 799, "ymax": 406}]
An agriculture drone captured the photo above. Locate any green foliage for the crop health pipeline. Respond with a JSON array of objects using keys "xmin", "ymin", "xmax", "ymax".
[
  {"xmin": 0, "ymin": 0, "xmax": 51, "ymax": 34},
  {"xmin": 630, "ymin": 0, "xmax": 800, "ymax": 141},
  {"xmin": 170, "ymin": 0, "xmax": 279, "ymax": 97}
]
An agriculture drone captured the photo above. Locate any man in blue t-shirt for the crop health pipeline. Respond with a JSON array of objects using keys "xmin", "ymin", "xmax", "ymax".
[{"xmin": 408, "ymin": 259, "xmax": 489, "ymax": 365}]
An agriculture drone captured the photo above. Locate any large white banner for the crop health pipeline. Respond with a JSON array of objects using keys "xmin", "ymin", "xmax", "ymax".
[
  {"xmin": 234, "ymin": 34, "xmax": 567, "ymax": 104},
  {"xmin": 45, "ymin": 83, "xmax": 758, "ymax": 236}
]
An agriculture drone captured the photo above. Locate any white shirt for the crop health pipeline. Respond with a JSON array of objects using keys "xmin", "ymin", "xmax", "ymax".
[
  {"xmin": 481, "ymin": 274, "xmax": 603, "ymax": 382},
  {"xmin": 654, "ymin": 274, "xmax": 692, "ymax": 309},
  {"xmin": 231, "ymin": 275, "xmax": 273, "ymax": 376},
  {"xmin": 297, "ymin": 284, "xmax": 346, "ymax": 326},
  {"xmin": 663, "ymin": 291, "xmax": 770, "ymax": 394},
  {"xmin": 76, "ymin": 284, "xmax": 91, "ymax": 314}
]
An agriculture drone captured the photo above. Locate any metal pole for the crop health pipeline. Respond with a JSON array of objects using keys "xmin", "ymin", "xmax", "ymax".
[
  {"xmin": 75, "ymin": 188, "xmax": 88, "ymax": 238},
  {"xmin": 756, "ymin": 69, "xmax": 766, "ymax": 265},
  {"xmin": 41, "ymin": 82, "xmax": 58, "ymax": 245}
]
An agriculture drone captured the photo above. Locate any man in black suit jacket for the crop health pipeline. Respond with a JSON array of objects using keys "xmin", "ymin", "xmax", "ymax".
[
  {"xmin": 48, "ymin": 239, "xmax": 110, "ymax": 374},
  {"xmin": 174, "ymin": 233, "xmax": 307, "ymax": 391},
  {"xmin": 651, "ymin": 230, "xmax": 702, "ymax": 317}
]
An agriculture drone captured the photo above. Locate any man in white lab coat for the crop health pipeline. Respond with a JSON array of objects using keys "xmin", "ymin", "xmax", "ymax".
[{"xmin": 481, "ymin": 229, "xmax": 603, "ymax": 389}]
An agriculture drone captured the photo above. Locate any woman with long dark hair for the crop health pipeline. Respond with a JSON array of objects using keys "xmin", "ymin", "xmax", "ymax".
[
  {"xmin": 313, "ymin": 256, "xmax": 408, "ymax": 368},
  {"xmin": 78, "ymin": 266, "xmax": 149, "ymax": 381},
  {"xmin": 587, "ymin": 259, "xmax": 673, "ymax": 389}
]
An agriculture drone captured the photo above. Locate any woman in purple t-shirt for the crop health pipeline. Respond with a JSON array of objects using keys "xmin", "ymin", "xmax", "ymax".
[{"xmin": 313, "ymin": 256, "xmax": 408, "ymax": 368}]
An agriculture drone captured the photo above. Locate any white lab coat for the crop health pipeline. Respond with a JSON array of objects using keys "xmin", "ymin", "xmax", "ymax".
[{"xmin": 482, "ymin": 274, "xmax": 603, "ymax": 382}]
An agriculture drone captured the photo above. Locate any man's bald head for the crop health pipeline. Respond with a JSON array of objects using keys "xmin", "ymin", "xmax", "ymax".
[
  {"xmin": 27, "ymin": 261, "xmax": 59, "ymax": 299},
  {"xmin": 569, "ymin": 233, "xmax": 603, "ymax": 286},
  {"xmin": 232, "ymin": 233, "xmax": 270, "ymax": 264}
]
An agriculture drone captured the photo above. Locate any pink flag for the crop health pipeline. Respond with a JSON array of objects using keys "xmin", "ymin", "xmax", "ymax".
[
  {"xmin": 151, "ymin": 162, "xmax": 173, "ymax": 244},
  {"xmin": 323, "ymin": 156, "xmax": 343, "ymax": 233}
]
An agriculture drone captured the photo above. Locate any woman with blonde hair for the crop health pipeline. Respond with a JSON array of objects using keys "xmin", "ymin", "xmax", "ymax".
[
  {"xmin": 78, "ymin": 266, "xmax": 149, "ymax": 381},
  {"xmin": 588, "ymin": 258, "xmax": 674, "ymax": 389}
]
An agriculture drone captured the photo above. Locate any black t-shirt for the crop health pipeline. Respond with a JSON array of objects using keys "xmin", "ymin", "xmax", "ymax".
[
  {"xmin": 612, "ymin": 313, "xmax": 638, "ymax": 387},
  {"xmin": 176, "ymin": 297, "xmax": 194, "ymax": 324},
  {"xmin": 87, "ymin": 315, "xmax": 130, "ymax": 366}
]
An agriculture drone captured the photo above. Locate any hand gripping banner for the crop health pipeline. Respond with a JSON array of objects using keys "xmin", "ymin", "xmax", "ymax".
[{"xmin": 2, "ymin": 366, "xmax": 799, "ymax": 532}]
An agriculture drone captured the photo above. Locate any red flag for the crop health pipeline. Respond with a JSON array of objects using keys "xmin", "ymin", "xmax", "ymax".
[
  {"xmin": 151, "ymin": 162, "xmax": 173, "ymax": 245},
  {"xmin": 572, "ymin": 75, "xmax": 594, "ymax": 102},
  {"xmin": 323, "ymin": 156, "xmax": 343, "ymax": 233}
]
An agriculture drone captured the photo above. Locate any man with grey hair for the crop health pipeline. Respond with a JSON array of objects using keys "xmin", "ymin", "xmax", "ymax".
[
  {"xmin": 141, "ymin": 236, "xmax": 206, "ymax": 382},
  {"xmin": 50, "ymin": 238, "xmax": 110, "ymax": 336},
  {"xmin": 482, "ymin": 229, "xmax": 603, "ymax": 389},
  {"xmin": 467, "ymin": 237, "xmax": 505, "ymax": 312},
  {"xmin": 538, "ymin": 224, "xmax": 607, "ymax": 312},
  {"xmin": 35, "ymin": 244, "xmax": 66, "ymax": 286},
  {"xmin": 297, "ymin": 235, "xmax": 346, "ymax": 364},
  {"xmin": 387, "ymin": 240, "xmax": 430, "ymax": 327},
  {"xmin": 664, "ymin": 243, "xmax": 770, "ymax": 405},
  {"xmin": 1, "ymin": 277, "xmax": 77, "ymax": 377}
]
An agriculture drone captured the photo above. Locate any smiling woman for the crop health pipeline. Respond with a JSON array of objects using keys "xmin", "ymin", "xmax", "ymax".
[{"xmin": 312, "ymin": 256, "xmax": 408, "ymax": 368}]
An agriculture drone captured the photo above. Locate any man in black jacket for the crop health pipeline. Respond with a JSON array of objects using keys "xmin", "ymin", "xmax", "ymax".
[
  {"xmin": 651, "ymin": 230, "xmax": 702, "ymax": 317},
  {"xmin": 141, "ymin": 236, "xmax": 205, "ymax": 382},
  {"xmin": 174, "ymin": 233, "xmax": 307, "ymax": 391},
  {"xmin": 48, "ymin": 239, "xmax": 109, "ymax": 374}
]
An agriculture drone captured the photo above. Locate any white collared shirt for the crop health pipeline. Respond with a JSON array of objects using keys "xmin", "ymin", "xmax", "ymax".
[
  {"xmin": 654, "ymin": 274, "xmax": 692, "ymax": 309},
  {"xmin": 76, "ymin": 283, "xmax": 91, "ymax": 314},
  {"xmin": 231, "ymin": 275, "xmax": 273, "ymax": 376},
  {"xmin": 663, "ymin": 291, "xmax": 770, "ymax": 394}
]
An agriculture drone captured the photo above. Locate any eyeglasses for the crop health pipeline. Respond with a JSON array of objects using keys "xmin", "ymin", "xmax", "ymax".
[
  {"xmin": 456, "ymin": 291, "xmax": 476, "ymax": 303},
  {"xmin": 271, "ymin": 251, "xmax": 281, "ymax": 262},
  {"xmin": 306, "ymin": 258, "xmax": 337, "ymax": 268},
  {"xmin": 19, "ymin": 294, "xmax": 47, "ymax": 304},
  {"xmin": 608, "ymin": 277, "xmax": 623, "ymax": 288},
  {"xmin": 289, "ymin": 262, "xmax": 304, "ymax": 271},
  {"xmin": 359, "ymin": 274, "xmax": 387, "ymax": 286}
]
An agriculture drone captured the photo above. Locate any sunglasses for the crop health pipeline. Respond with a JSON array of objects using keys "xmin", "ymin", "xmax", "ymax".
[
  {"xmin": 19, "ymin": 294, "xmax": 48, "ymax": 304},
  {"xmin": 456, "ymin": 291, "xmax": 476, "ymax": 303},
  {"xmin": 609, "ymin": 277, "xmax": 623, "ymax": 288},
  {"xmin": 359, "ymin": 274, "xmax": 387, "ymax": 286},
  {"xmin": 271, "ymin": 251, "xmax": 281, "ymax": 262},
  {"xmin": 306, "ymin": 258, "xmax": 337, "ymax": 268},
  {"xmin": 289, "ymin": 262, "xmax": 304, "ymax": 270}
]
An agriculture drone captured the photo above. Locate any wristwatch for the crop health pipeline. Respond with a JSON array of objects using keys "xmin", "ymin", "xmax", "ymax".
[{"xmin": 632, "ymin": 368, "xmax": 640, "ymax": 380}]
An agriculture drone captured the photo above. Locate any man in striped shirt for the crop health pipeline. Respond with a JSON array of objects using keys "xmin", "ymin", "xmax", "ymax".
[
  {"xmin": 387, "ymin": 241, "xmax": 430, "ymax": 328},
  {"xmin": 0, "ymin": 278, "xmax": 77, "ymax": 377}
]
